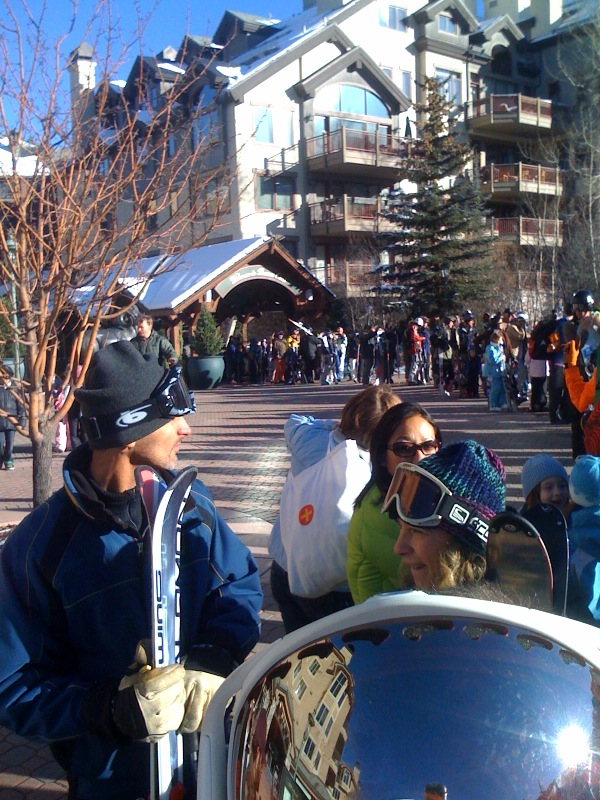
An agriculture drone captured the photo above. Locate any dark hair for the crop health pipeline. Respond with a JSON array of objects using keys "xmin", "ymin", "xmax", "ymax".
[
  {"xmin": 354, "ymin": 402, "xmax": 442, "ymax": 508},
  {"xmin": 138, "ymin": 314, "xmax": 154, "ymax": 326}
]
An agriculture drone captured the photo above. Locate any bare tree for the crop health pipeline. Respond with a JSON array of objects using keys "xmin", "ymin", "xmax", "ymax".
[{"xmin": 0, "ymin": 0, "xmax": 235, "ymax": 504}]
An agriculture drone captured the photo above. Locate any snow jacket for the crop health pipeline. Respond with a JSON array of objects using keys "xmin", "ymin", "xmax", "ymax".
[
  {"xmin": 0, "ymin": 444, "xmax": 262, "ymax": 800},
  {"xmin": 569, "ymin": 506, "xmax": 600, "ymax": 623},
  {"xmin": 268, "ymin": 414, "xmax": 340, "ymax": 571},
  {"xmin": 0, "ymin": 381, "xmax": 25, "ymax": 432},
  {"xmin": 130, "ymin": 329, "xmax": 177, "ymax": 366},
  {"xmin": 347, "ymin": 483, "xmax": 402, "ymax": 604}
]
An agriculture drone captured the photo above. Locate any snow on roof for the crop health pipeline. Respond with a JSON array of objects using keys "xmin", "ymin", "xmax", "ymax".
[
  {"xmin": 226, "ymin": 1, "xmax": 359, "ymax": 86},
  {"xmin": 0, "ymin": 137, "xmax": 39, "ymax": 177},
  {"xmin": 157, "ymin": 62, "xmax": 187, "ymax": 74},
  {"xmin": 124, "ymin": 236, "xmax": 272, "ymax": 311}
]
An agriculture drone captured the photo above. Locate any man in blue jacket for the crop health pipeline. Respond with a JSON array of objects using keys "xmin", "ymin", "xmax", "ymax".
[{"xmin": 0, "ymin": 341, "xmax": 262, "ymax": 799}]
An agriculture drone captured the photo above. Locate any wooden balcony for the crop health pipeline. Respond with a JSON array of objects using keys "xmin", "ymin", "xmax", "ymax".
[
  {"xmin": 481, "ymin": 163, "xmax": 562, "ymax": 202},
  {"xmin": 491, "ymin": 216, "xmax": 563, "ymax": 247},
  {"xmin": 308, "ymin": 195, "xmax": 395, "ymax": 237},
  {"xmin": 469, "ymin": 94, "xmax": 552, "ymax": 142},
  {"xmin": 305, "ymin": 129, "xmax": 416, "ymax": 180}
]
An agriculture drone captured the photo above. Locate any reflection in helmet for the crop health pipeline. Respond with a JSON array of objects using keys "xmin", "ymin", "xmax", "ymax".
[{"xmin": 233, "ymin": 621, "xmax": 600, "ymax": 800}]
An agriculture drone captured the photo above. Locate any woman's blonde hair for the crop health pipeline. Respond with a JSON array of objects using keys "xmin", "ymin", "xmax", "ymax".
[
  {"xmin": 398, "ymin": 541, "xmax": 487, "ymax": 591},
  {"xmin": 338, "ymin": 385, "xmax": 400, "ymax": 450}
]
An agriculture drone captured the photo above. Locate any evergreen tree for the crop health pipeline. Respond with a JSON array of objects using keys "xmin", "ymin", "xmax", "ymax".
[{"xmin": 376, "ymin": 76, "xmax": 491, "ymax": 317}]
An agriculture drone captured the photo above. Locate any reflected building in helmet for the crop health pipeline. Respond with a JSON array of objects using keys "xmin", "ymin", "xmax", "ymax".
[{"xmin": 237, "ymin": 641, "xmax": 359, "ymax": 800}]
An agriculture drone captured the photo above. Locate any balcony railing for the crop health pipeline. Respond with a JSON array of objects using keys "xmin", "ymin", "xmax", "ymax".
[
  {"xmin": 491, "ymin": 216, "xmax": 563, "ymax": 246},
  {"xmin": 325, "ymin": 262, "xmax": 375, "ymax": 287},
  {"xmin": 306, "ymin": 129, "xmax": 417, "ymax": 160},
  {"xmin": 308, "ymin": 195, "xmax": 397, "ymax": 235},
  {"xmin": 481, "ymin": 163, "xmax": 562, "ymax": 197},
  {"xmin": 264, "ymin": 144, "xmax": 300, "ymax": 175},
  {"xmin": 469, "ymin": 94, "xmax": 552, "ymax": 130}
]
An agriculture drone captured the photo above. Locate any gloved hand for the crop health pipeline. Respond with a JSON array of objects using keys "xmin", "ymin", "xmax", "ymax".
[
  {"xmin": 178, "ymin": 667, "xmax": 225, "ymax": 734},
  {"xmin": 112, "ymin": 663, "xmax": 186, "ymax": 742},
  {"xmin": 564, "ymin": 340, "xmax": 579, "ymax": 368}
]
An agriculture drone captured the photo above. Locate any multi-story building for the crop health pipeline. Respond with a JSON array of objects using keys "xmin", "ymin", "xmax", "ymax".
[{"xmin": 70, "ymin": 0, "xmax": 595, "ymax": 305}]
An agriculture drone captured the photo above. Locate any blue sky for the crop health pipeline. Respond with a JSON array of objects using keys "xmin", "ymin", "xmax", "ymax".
[{"xmin": 8, "ymin": 0, "xmax": 299, "ymax": 58}]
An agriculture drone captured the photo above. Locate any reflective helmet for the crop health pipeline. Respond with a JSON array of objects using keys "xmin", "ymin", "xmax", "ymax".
[
  {"xmin": 515, "ymin": 311, "xmax": 529, "ymax": 323},
  {"xmin": 572, "ymin": 290, "xmax": 594, "ymax": 311}
]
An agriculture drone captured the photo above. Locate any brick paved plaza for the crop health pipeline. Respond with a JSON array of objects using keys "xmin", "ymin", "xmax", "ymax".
[{"xmin": 0, "ymin": 381, "xmax": 572, "ymax": 797}]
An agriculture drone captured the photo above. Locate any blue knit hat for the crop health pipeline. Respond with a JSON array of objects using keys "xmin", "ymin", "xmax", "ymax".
[
  {"xmin": 521, "ymin": 454, "xmax": 568, "ymax": 501},
  {"xmin": 418, "ymin": 440, "xmax": 506, "ymax": 552}
]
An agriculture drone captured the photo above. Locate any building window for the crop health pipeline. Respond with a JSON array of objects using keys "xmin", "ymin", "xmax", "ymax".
[
  {"xmin": 303, "ymin": 737, "xmax": 316, "ymax": 760},
  {"xmin": 148, "ymin": 84, "xmax": 160, "ymax": 110},
  {"xmin": 257, "ymin": 176, "xmax": 294, "ymax": 211},
  {"xmin": 314, "ymin": 752, "xmax": 321, "ymax": 770},
  {"xmin": 293, "ymin": 662, "xmax": 302, "ymax": 679},
  {"xmin": 330, "ymin": 673, "xmax": 347, "ymax": 698},
  {"xmin": 146, "ymin": 198, "xmax": 158, "ymax": 230},
  {"xmin": 380, "ymin": 3, "xmax": 407, "ymax": 30},
  {"xmin": 98, "ymin": 157, "xmax": 110, "ymax": 176},
  {"xmin": 309, "ymin": 659, "xmax": 320, "ymax": 675},
  {"xmin": 254, "ymin": 107, "xmax": 273, "ymax": 143},
  {"xmin": 295, "ymin": 679, "xmax": 307, "ymax": 700},
  {"xmin": 438, "ymin": 12, "xmax": 458, "ymax": 34},
  {"xmin": 168, "ymin": 135, "xmax": 176, "ymax": 158},
  {"xmin": 400, "ymin": 70, "xmax": 412, "ymax": 99},
  {"xmin": 324, "ymin": 716, "xmax": 334, "ymax": 737},
  {"xmin": 435, "ymin": 68, "xmax": 462, "ymax": 105},
  {"xmin": 315, "ymin": 703, "xmax": 330, "ymax": 726},
  {"xmin": 315, "ymin": 85, "xmax": 390, "ymax": 120},
  {"xmin": 381, "ymin": 66, "xmax": 393, "ymax": 78}
]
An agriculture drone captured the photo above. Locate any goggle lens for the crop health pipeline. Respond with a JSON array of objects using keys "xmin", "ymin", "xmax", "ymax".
[
  {"xmin": 383, "ymin": 466, "xmax": 445, "ymax": 523},
  {"xmin": 154, "ymin": 367, "xmax": 193, "ymax": 416}
]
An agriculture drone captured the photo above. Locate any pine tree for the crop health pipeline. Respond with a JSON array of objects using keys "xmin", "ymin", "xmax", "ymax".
[{"xmin": 376, "ymin": 76, "xmax": 491, "ymax": 317}]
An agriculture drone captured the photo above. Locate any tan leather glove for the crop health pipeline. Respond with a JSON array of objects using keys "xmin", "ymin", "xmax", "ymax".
[
  {"xmin": 113, "ymin": 664, "xmax": 186, "ymax": 742},
  {"xmin": 178, "ymin": 669, "xmax": 225, "ymax": 734}
]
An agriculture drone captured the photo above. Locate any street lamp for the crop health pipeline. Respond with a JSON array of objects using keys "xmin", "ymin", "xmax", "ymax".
[{"xmin": 6, "ymin": 231, "xmax": 20, "ymax": 379}]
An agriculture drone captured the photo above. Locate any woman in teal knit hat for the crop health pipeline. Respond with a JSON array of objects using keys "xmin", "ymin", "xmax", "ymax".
[{"xmin": 384, "ymin": 440, "xmax": 506, "ymax": 591}]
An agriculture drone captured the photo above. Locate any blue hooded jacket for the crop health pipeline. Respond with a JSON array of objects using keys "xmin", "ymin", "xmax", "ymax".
[{"xmin": 0, "ymin": 444, "xmax": 262, "ymax": 799}]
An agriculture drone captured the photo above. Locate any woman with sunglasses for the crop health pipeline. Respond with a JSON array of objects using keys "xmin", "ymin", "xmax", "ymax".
[
  {"xmin": 384, "ymin": 440, "xmax": 506, "ymax": 591},
  {"xmin": 347, "ymin": 402, "xmax": 442, "ymax": 603}
]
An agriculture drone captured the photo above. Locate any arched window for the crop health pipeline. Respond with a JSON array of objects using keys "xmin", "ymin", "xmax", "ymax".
[{"xmin": 314, "ymin": 84, "xmax": 390, "ymax": 119}]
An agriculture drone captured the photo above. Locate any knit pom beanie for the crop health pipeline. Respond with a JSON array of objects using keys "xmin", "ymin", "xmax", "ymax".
[
  {"xmin": 418, "ymin": 440, "xmax": 506, "ymax": 553},
  {"xmin": 521, "ymin": 454, "xmax": 568, "ymax": 501}
]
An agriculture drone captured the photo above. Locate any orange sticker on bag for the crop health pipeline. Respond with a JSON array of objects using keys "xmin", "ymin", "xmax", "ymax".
[{"xmin": 298, "ymin": 504, "xmax": 314, "ymax": 525}]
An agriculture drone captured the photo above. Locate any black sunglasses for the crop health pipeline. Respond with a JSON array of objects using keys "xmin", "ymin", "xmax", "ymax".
[{"xmin": 386, "ymin": 439, "xmax": 439, "ymax": 458}]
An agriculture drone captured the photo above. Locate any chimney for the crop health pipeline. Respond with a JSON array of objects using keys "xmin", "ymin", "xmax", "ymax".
[{"xmin": 68, "ymin": 44, "xmax": 97, "ymax": 107}]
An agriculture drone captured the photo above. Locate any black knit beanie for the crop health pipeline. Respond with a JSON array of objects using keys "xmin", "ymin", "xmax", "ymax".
[{"xmin": 75, "ymin": 341, "xmax": 169, "ymax": 450}]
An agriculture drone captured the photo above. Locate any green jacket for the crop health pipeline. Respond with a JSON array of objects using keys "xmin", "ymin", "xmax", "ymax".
[
  {"xmin": 347, "ymin": 482, "xmax": 403, "ymax": 604},
  {"xmin": 130, "ymin": 330, "xmax": 177, "ymax": 366}
]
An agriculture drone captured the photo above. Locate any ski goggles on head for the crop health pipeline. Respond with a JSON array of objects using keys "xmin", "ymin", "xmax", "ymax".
[
  {"xmin": 85, "ymin": 365, "xmax": 194, "ymax": 441},
  {"xmin": 382, "ymin": 462, "xmax": 490, "ymax": 548}
]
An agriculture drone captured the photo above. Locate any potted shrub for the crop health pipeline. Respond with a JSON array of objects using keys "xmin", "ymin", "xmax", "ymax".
[{"xmin": 187, "ymin": 307, "xmax": 226, "ymax": 389}]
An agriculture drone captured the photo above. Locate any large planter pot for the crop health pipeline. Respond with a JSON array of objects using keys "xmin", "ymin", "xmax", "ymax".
[{"xmin": 186, "ymin": 355, "xmax": 225, "ymax": 390}]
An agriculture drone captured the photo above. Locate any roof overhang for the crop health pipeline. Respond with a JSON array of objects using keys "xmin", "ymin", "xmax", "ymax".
[{"xmin": 289, "ymin": 46, "xmax": 411, "ymax": 112}]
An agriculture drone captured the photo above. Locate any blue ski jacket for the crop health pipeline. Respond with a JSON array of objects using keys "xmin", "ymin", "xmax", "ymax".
[{"xmin": 0, "ymin": 444, "xmax": 262, "ymax": 799}]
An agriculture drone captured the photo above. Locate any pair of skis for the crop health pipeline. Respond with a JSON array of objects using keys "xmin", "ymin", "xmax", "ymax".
[
  {"xmin": 135, "ymin": 465, "xmax": 198, "ymax": 800},
  {"xmin": 485, "ymin": 503, "xmax": 569, "ymax": 615}
]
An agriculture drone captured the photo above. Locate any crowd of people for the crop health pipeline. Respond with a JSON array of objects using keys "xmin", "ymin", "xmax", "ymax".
[{"xmin": 1, "ymin": 288, "xmax": 600, "ymax": 797}]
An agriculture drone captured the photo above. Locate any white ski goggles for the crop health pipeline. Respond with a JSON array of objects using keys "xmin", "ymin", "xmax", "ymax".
[{"xmin": 382, "ymin": 462, "xmax": 490, "ymax": 549}]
